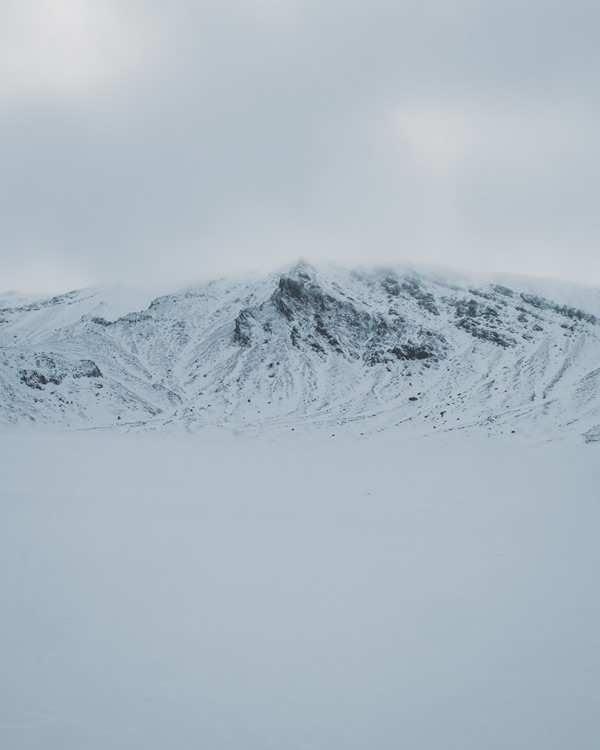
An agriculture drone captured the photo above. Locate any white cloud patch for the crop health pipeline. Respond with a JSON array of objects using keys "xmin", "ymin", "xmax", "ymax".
[
  {"xmin": 0, "ymin": 0, "xmax": 161, "ymax": 107},
  {"xmin": 2, "ymin": 245, "xmax": 92, "ymax": 294},
  {"xmin": 0, "ymin": 0, "xmax": 599, "ymax": 290},
  {"xmin": 392, "ymin": 103, "xmax": 597, "ymax": 179},
  {"xmin": 385, "ymin": 102, "xmax": 600, "ymax": 275}
]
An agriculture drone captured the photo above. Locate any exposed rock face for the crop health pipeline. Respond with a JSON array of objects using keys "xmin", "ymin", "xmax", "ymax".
[
  {"xmin": 1, "ymin": 262, "xmax": 599, "ymax": 439},
  {"xmin": 519, "ymin": 293, "xmax": 598, "ymax": 324},
  {"xmin": 453, "ymin": 298, "xmax": 516, "ymax": 348},
  {"xmin": 234, "ymin": 265, "xmax": 448, "ymax": 366},
  {"xmin": 19, "ymin": 355, "xmax": 102, "ymax": 389}
]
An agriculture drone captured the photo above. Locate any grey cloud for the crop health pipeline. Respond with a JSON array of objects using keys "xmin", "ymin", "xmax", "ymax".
[{"xmin": 1, "ymin": 0, "xmax": 599, "ymax": 291}]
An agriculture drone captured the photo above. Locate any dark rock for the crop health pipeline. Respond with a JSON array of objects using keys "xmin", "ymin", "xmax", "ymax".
[
  {"xmin": 233, "ymin": 309, "xmax": 254, "ymax": 346},
  {"xmin": 520, "ymin": 293, "xmax": 597, "ymax": 324}
]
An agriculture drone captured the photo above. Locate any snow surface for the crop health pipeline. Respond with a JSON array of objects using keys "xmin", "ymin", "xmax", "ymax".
[
  {"xmin": 2, "ymin": 261, "xmax": 600, "ymax": 441},
  {"xmin": 1, "ymin": 429, "xmax": 599, "ymax": 750}
]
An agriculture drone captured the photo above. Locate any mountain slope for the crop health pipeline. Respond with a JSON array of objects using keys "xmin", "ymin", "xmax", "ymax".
[{"xmin": 1, "ymin": 262, "xmax": 599, "ymax": 440}]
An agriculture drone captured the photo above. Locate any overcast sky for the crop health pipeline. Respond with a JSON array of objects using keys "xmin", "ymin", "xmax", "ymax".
[{"xmin": 1, "ymin": 0, "xmax": 599, "ymax": 293}]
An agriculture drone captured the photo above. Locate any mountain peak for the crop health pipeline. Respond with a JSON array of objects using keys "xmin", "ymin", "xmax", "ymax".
[
  {"xmin": 1, "ymin": 264, "xmax": 600, "ymax": 441},
  {"xmin": 284, "ymin": 258, "xmax": 318, "ymax": 279}
]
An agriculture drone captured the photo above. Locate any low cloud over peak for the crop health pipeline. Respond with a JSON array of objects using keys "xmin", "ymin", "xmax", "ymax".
[{"xmin": 1, "ymin": 0, "xmax": 599, "ymax": 293}]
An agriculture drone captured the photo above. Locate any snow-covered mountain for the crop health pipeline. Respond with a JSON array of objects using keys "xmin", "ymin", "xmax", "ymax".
[{"xmin": 1, "ymin": 261, "xmax": 599, "ymax": 441}]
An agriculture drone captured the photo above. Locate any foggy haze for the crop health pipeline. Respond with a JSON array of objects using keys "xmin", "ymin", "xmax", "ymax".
[{"xmin": 1, "ymin": 0, "xmax": 599, "ymax": 293}]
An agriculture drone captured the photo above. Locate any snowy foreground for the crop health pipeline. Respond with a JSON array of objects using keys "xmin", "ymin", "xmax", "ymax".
[{"xmin": 1, "ymin": 429, "xmax": 599, "ymax": 750}]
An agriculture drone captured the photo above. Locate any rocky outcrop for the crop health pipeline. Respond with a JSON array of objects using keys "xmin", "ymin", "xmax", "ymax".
[{"xmin": 1, "ymin": 262, "xmax": 599, "ymax": 438}]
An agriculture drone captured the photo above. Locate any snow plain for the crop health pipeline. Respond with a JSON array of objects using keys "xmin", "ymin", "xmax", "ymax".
[{"xmin": 1, "ymin": 429, "xmax": 599, "ymax": 750}]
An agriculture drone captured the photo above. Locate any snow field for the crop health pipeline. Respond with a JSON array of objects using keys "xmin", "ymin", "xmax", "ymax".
[{"xmin": 1, "ymin": 430, "xmax": 599, "ymax": 749}]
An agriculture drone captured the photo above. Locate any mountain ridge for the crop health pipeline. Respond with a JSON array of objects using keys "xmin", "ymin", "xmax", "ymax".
[{"xmin": 1, "ymin": 262, "xmax": 599, "ymax": 441}]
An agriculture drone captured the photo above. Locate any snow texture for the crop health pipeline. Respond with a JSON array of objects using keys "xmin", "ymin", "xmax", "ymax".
[
  {"xmin": 1, "ymin": 261, "xmax": 600, "ymax": 441},
  {"xmin": 2, "ymin": 263, "xmax": 600, "ymax": 748},
  {"xmin": 1, "ymin": 430, "xmax": 599, "ymax": 750}
]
